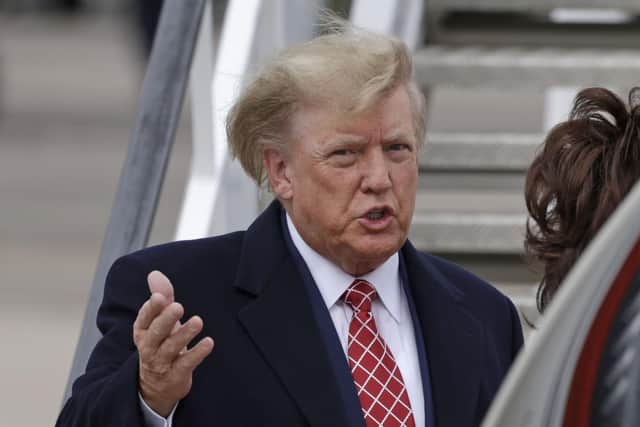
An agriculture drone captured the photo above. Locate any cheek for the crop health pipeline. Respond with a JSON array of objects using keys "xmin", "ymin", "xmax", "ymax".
[
  {"xmin": 395, "ymin": 167, "xmax": 418, "ymax": 194},
  {"xmin": 318, "ymin": 170, "xmax": 362, "ymax": 204},
  {"xmin": 395, "ymin": 172, "xmax": 417, "ymax": 219}
]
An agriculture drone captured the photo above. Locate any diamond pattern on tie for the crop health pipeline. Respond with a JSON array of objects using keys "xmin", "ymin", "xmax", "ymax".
[{"xmin": 343, "ymin": 280, "xmax": 416, "ymax": 427}]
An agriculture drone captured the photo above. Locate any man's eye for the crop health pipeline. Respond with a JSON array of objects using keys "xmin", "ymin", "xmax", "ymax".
[
  {"xmin": 332, "ymin": 149, "xmax": 355, "ymax": 156},
  {"xmin": 387, "ymin": 143, "xmax": 410, "ymax": 152}
]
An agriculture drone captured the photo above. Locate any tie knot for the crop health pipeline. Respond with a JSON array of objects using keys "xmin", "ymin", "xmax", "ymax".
[{"xmin": 343, "ymin": 280, "xmax": 377, "ymax": 313}]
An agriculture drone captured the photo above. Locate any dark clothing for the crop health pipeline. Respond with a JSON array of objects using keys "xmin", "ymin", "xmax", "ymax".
[{"xmin": 57, "ymin": 201, "xmax": 523, "ymax": 426}]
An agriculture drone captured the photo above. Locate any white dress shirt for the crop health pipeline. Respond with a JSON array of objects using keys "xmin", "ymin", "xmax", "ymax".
[
  {"xmin": 140, "ymin": 214, "xmax": 425, "ymax": 426},
  {"xmin": 140, "ymin": 392, "xmax": 175, "ymax": 427},
  {"xmin": 286, "ymin": 214, "xmax": 425, "ymax": 427}
]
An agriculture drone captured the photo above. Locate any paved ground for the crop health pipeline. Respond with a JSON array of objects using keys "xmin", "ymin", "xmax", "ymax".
[{"xmin": 0, "ymin": 11, "xmax": 191, "ymax": 426}]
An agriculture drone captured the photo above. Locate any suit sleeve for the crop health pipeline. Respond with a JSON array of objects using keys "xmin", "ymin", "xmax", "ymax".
[{"xmin": 56, "ymin": 255, "xmax": 152, "ymax": 427}]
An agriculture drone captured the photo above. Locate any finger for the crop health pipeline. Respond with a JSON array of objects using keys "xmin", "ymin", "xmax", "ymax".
[
  {"xmin": 174, "ymin": 337, "xmax": 214, "ymax": 374},
  {"xmin": 156, "ymin": 316, "xmax": 204, "ymax": 362},
  {"xmin": 144, "ymin": 302, "xmax": 184, "ymax": 351},
  {"xmin": 134, "ymin": 292, "xmax": 169, "ymax": 331},
  {"xmin": 171, "ymin": 320, "xmax": 181, "ymax": 334},
  {"xmin": 170, "ymin": 320, "xmax": 185, "ymax": 353},
  {"xmin": 147, "ymin": 270, "xmax": 175, "ymax": 303}
]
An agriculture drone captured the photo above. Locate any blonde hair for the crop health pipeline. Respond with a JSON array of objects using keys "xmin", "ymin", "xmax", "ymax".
[{"xmin": 226, "ymin": 16, "xmax": 426, "ymax": 186}]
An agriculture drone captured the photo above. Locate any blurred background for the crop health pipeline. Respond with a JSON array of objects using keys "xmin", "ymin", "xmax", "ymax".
[
  {"xmin": 2, "ymin": 0, "xmax": 639, "ymax": 425},
  {"xmin": 0, "ymin": 0, "xmax": 194, "ymax": 424}
]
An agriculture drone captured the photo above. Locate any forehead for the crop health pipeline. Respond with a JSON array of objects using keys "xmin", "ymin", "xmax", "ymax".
[{"xmin": 288, "ymin": 86, "xmax": 415, "ymax": 145}]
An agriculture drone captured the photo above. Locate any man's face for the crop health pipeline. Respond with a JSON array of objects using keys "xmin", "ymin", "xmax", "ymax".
[{"xmin": 267, "ymin": 86, "xmax": 419, "ymax": 276}]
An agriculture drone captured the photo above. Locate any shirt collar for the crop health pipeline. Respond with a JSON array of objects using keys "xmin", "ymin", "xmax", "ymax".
[{"xmin": 286, "ymin": 213, "xmax": 402, "ymax": 323}]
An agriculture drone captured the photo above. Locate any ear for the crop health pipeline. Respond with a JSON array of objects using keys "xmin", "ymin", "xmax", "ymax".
[{"xmin": 263, "ymin": 148, "xmax": 294, "ymax": 200}]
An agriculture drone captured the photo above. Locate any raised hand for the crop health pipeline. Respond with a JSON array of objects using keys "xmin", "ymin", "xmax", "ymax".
[{"xmin": 133, "ymin": 271, "xmax": 214, "ymax": 417}]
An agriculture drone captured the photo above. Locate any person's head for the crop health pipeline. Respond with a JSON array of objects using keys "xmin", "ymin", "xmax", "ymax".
[
  {"xmin": 525, "ymin": 87, "xmax": 640, "ymax": 312},
  {"xmin": 227, "ymin": 17, "xmax": 426, "ymax": 276}
]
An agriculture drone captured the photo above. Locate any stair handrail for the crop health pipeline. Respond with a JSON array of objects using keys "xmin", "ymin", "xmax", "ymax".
[{"xmin": 63, "ymin": 0, "xmax": 207, "ymax": 401}]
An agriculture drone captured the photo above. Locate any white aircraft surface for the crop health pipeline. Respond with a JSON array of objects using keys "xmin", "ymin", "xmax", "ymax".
[{"xmin": 484, "ymin": 179, "xmax": 640, "ymax": 426}]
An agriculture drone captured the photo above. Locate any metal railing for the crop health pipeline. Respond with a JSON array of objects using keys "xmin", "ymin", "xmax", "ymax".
[
  {"xmin": 174, "ymin": 0, "xmax": 318, "ymax": 240},
  {"xmin": 63, "ymin": 0, "xmax": 207, "ymax": 400}
]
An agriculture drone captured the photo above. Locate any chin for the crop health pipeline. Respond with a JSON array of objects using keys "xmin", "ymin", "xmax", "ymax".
[
  {"xmin": 369, "ymin": 231, "xmax": 405, "ymax": 250},
  {"xmin": 355, "ymin": 239, "xmax": 403, "ymax": 264}
]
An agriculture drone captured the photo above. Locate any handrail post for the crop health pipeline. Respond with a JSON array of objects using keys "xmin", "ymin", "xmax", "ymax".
[{"xmin": 63, "ymin": 0, "xmax": 207, "ymax": 401}]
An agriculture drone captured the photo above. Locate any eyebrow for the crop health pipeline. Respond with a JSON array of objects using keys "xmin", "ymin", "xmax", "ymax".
[
  {"xmin": 322, "ymin": 135, "xmax": 368, "ymax": 150},
  {"xmin": 382, "ymin": 129, "xmax": 415, "ymax": 143},
  {"xmin": 321, "ymin": 128, "xmax": 416, "ymax": 151}
]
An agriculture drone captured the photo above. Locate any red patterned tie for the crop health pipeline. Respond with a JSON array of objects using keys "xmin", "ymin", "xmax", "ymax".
[{"xmin": 343, "ymin": 280, "xmax": 416, "ymax": 427}]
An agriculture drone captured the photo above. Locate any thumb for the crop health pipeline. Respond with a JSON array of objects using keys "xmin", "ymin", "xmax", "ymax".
[{"xmin": 147, "ymin": 270, "xmax": 175, "ymax": 303}]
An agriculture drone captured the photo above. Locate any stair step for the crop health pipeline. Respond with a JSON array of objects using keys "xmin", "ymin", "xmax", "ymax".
[
  {"xmin": 497, "ymin": 283, "xmax": 537, "ymax": 307},
  {"xmin": 429, "ymin": 0, "xmax": 640, "ymax": 12},
  {"xmin": 436, "ymin": 253, "xmax": 539, "ymax": 284},
  {"xmin": 421, "ymin": 132, "xmax": 541, "ymax": 171},
  {"xmin": 414, "ymin": 46, "xmax": 640, "ymax": 88},
  {"xmin": 410, "ymin": 212, "xmax": 526, "ymax": 253},
  {"xmin": 496, "ymin": 282, "xmax": 539, "ymax": 317},
  {"xmin": 419, "ymin": 172, "xmax": 525, "ymax": 192},
  {"xmin": 415, "ymin": 189, "xmax": 525, "ymax": 214},
  {"xmin": 497, "ymin": 283, "xmax": 540, "ymax": 334}
]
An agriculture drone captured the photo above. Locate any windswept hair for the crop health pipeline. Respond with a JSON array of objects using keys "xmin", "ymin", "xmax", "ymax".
[
  {"xmin": 226, "ymin": 13, "xmax": 426, "ymax": 186},
  {"xmin": 525, "ymin": 87, "xmax": 640, "ymax": 312}
]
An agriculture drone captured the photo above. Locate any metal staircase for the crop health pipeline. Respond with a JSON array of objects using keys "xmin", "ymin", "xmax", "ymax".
[{"xmin": 398, "ymin": 1, "xmax": 640, "ymax": 327}]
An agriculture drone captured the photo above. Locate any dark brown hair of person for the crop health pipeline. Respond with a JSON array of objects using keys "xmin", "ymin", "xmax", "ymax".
[{"xmin": 525, "ymin": 87, "xmax": 640, "ymax": 313}]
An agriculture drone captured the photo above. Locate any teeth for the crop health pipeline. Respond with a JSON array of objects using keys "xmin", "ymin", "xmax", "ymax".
[{"xmin": 367, "ymin": 211, "xmax": 384, "ymax": 220}]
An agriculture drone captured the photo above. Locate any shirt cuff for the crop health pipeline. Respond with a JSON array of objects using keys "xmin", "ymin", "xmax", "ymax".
[{"xmin": 138, "ymin": 392, "xmax": 178, "ymax": 427}]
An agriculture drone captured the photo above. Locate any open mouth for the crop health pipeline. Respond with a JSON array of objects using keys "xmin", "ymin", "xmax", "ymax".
[
  {"xmin": 359, "ymin": 206, "xmax": 394, "ymax": 230},
  {"xmin": 366, "ymin": 209, "xmax": 387, "ymax": 220},
  {"xmin": 363, "ymin": 206, "xmax": 392, "ymax": 221}
]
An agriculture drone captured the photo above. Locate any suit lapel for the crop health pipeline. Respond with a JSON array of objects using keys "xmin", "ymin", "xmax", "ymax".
[
  {"xmin": 402, "ymin": 242, "xmax": 485, "ymax": 427},
  {"xmin": 233, "ymin": 202, "xmax": 356, "ymax": 427},
  {"xmin": 233, "ymin": 203, "xmax": 487, "ymax": 426}
]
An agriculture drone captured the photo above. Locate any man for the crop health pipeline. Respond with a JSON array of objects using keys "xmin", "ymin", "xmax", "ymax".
[{"xmin": 57, "ymin": 20, "xmax": 523, "ymax": 427}]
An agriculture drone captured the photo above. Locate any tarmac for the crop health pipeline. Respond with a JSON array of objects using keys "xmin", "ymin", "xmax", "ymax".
[{"xmin": 0, "ymin": 11, "xmax": 191, "ymax": 426}]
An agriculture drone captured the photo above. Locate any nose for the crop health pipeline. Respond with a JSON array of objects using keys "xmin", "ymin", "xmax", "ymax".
[{"xmin": 360, "ymin": 149, "xmax": 392, "ymax": 193}]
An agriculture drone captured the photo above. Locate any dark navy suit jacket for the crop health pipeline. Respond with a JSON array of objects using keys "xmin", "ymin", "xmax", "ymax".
[{"xmin": 57, "ymin": 201, "xmax": 523, "ymax": 426}]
